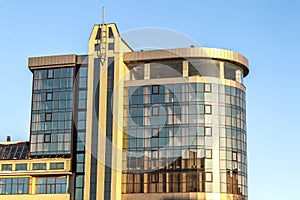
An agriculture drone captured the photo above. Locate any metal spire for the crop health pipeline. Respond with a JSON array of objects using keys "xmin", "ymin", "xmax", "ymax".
[{"xmin": 102, "ymin": 7, "xmax": 105, "ymax": 25}]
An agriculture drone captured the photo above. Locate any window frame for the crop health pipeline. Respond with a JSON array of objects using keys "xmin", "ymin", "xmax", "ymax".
[
  {"xmin": 108, "ymin": 43, "xmax": 114, "ymax": 50},
  {"xmin": 44, "ymin": 134, "xmax": 51, "ymax": 143},
  {"xmin": 46, "ymin": 92, "xmax": 53, "ymax": 101},
  {"xmin": 15, "ymin": 163, "xmax": 28, "ymax": 171},
  {"xmin": 205, "ymin": 127, "xmax": 212, "ymax": 136},
  {"xmin": 1, "ymin": 164, "xmax": 12, "ymax": 171},
  {"xmin": 50, "ymin": 162, "xmax": 65, "ymax": 170},
  {"xmin": 152, "ymin": 85, "xmax": 159, "ymax": 94},
  {"xmin": 152, "ymin": 106, "xmax": 159, "ymax": 116},
  {"xmin": 33, "ymin": 163, "xmax": 47, "ymax": 170},
  {"xmin": 151, "ymin": 128, "xmax": 159, "ymax": 138},
  {"xmin": 45, "ymin": 113, "xmax": 52, "ymax": 122},
  {"xmin": 47, "ymin": 69, "xmax": 54, "ymax": 79},
  {"xmin": 204, "ymin": 83, "xmax": 211, "ymax": 93},
  {"xmin": 205, "ymin": 172, "xmax": 213, "ymax": 182},
  {"xmin": 204, "ymin": 105, "xmax": 212, "ymax": 114}
]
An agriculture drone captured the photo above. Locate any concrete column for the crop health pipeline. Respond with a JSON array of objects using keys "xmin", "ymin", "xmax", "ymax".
[
  {"xmin": 31, "ymin": 177, "xmax": 36, "ymax": 194},
  {"xmin": 220, "ymin": 62, "xmax": 224, "ymax": 79},
  {"xmin": 183, "ymin": 60, "xmax": 188, "ymax": 77},
  {"xmin": 236, "ymin": 70, "xmax": 242, "ymax": 83},
  {"xmin": 144, "ymin": 63, "xmax": 150, "ymax": 80}
]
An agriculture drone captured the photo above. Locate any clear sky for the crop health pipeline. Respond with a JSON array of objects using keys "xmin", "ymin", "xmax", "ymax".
[{"xmin": 0, "ymin": 0, "xmax": 299, "ymax": 199}]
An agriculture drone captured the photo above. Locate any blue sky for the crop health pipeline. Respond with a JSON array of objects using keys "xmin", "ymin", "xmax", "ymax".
[{"xmin": 0, "ymin": 0, "xmax": 299, "ymax": 199}]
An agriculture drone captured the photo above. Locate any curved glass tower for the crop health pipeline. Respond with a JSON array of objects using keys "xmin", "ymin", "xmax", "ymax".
[{"xmin": 121, "ymin": 48, "xmax": 249, "ymax": 200}]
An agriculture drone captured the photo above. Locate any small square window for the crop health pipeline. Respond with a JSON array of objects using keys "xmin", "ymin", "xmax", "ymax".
[
  {"xmin": 204, "ymin": 105, "xmax": 212, "ymax": 114},
  {"xmin": 46, "ymin": 92, "xmax": 53, "ymax": 101},
  {"xmin": 152, "ymin": 106, "xmax": 159, "ymax": 116},
  {"xmin": 45, "ymin": 113, "xmax": 52, "ymax": 121},
  {"xmin": 206, "ymin": 149, "xmax": 212, "ymax": 159},
  {"xmin": 232, "ymin": 151, "xmax": 237, "ymax": 161},
  {"xmin": 152, "ymin": 85, "xmax": 159, "ymax": 94},
  {"xmin": 108, "ymin": 43, "xmax": 114, "ymax": 50},
  {"xmin": 205, "ymin": 127, "xmax": 212, "ymax": 136},
  {"xmin": 47, "ymin": 69, "xmax": 54, "ymax": 79},
  {"xmin": 95, "ymin": 44, "xmax": 100, "ymax": 51},
  {"xmin": 152, "ymin": 128, "xmax": 159, "ymax": 138},
  {"xmin": 205, "ymin": 172, "xmax": 213, "ymax": 182},
  {"xmin": 204, "ymin": 83, "xmax": 211, "ymax": 93},
  {"xmin": 44, "ymin": 134, "xmax": 51, "ymax": 143}
]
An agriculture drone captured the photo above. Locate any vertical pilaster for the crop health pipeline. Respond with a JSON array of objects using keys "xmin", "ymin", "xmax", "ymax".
[
  {"xmin": 220, "ymin": 62, "xmax": 224, "ymax": 79},
  {"xmin": 144, "ymin": 63, "xmax": 150, "ymax": 80},
  {"xmin": 183, "ymin": 60, "xmax": 188, "ymax": 77},
  {"xmin": 236, "ymin": 70, "xmax": 242, "ymax": 83}
]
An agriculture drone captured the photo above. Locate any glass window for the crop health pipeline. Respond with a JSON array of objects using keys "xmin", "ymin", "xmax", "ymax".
[
  {"xmin": 130, "ymin": 65, "xmax": 144, "ymax": 80},
  {"xmin": 0, "ymin": 178, "xmax": 29, "ymax": 194},
  {"xmin": 206, "ymin": 149, "xmax": 212, "ymax": 159},
  {"xmin": 46, "ymin": 92, "xmax": 53, "ymax": 101},
  {"xmin": 108, "ymin": 27, "xmax": 114, "ymax": 38},
  {"xmin": 1, "ymin": 164, "xmax": 12, "ymax": 171},
  {"xmin": 204, "ymin": 105, "xmax": 212, "ymax": 114},
  {"xmin": 95, "ymin": 44, "xmax": 100, "ymax": 51},
  {"xmin": 204, "ymin": 83, "xmax": 211, "ymax": 93},
  {"xmin": 152, "ymin": 128, "xmax": 159, "ymax": 138},
  {"xmin": 36, "ymin": 177, "xmax": 67, "ymax": 194},
  {"xmin": 44, "ymin": 134, "xmax": 51, "ymax": 143},
  {"xmin": 188, "ymin": 59, "xmax": 220, "ymax": 77},
  {"xmin": 205, "ymin": 127, "xmax": 212, "ymax": 136},
  {"xmin": 224, "ymin": 62, "xmax": 238, "ymax": 81},
  {"xmin": 232, "ymin": 151, "xmax": 237, "ymax": 161},
  {"xmin": 152, "ymin": 106, "xmax": 159, "ymax": 116},
  {"xmin": 33, "ymin": 163, "xmax": 47, "ymax": 170},
  {"xmin": 152, "ymin": 85, "xmax": 159, "ymax": 94},
  {"xmin": 205, "ymin": 172, "xmax": 213, "ymax": 182},
  {"xmin": 16, "ymin": 164, "xmax": 27, "ymax": 171},
  {"xmin": 150, "ymin": 174, "xmax": 159, "ymax": 183},
  {"xmin": 47, "ymin": 69, "xmax": 54, "ymax": 79},
  {"xmin": 95, "ymin": 28, "xmax": 101, "ymax": 40},
  {"xmin": 50, "ymin": 162, "xmax": 64, "ymax": 170},
  {"xmin": 45, "ymin": 113, "xmax": 52, "ymax": 122},
  {"xmin": 108, "ymin": 43, "xmax": 114, "ymax": 50},
  {"xmin": 150, "ymin": 61, "xmax": 183, "ymax": 79}
]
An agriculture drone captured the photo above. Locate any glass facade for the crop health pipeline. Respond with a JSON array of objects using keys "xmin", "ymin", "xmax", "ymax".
[
  {"xmin": 74, "ymin": 64, "xmax": 88, "ymax": 200},
  {"xmin": 30, "ymin": 67, "xmax": 74, "ymax": 156},
  {"xmin": 89, "ymin": 59, "xmax": 100, "ymax": 200},
  {"xmin": 36, "ymin": 177, "xmax": 67, "ymax": 194},
  {"xmin": 122, "ymin": 82, "xmax": 247, "ymax": 198},
  {"xmin": 0, "ymin": 178, "xmax": 29, "ymax": 195},
  {"xmin": 104, "ymin": 57, "xmax": 115, "ymax": 200}
]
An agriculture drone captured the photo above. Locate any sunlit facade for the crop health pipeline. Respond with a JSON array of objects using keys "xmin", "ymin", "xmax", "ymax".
[{"xmin": 0, "ymin": 22, "xmax": 249, "ymax": 200}]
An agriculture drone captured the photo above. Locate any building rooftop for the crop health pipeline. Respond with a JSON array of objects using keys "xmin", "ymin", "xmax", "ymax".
[{"xmin": 0, "ymin": 141, "xmax": 29, "ymax": 160}]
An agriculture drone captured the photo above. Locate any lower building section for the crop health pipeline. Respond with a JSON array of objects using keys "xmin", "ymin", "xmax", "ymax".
[
  {"xmin": 0, "ymin": 194, "xmax": 70, "ymax": 200},
  {"xmin": 122, "ymin": 193, "xmax": 245, "ymax": 200},
  {"xmin": 0, "ymin": 158, "xmax": 71, "ymax": 198}
]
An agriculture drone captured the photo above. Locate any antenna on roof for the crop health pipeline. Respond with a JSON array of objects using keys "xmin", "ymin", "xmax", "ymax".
[{"xmin": 102, "ymin": 7, "xmax": 105, "ymax": 25}]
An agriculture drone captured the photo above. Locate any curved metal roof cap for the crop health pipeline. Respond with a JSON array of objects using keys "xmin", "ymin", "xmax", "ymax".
[{"xmin": 123, "ymin": 47, "xmax": 249, "ymax": 77}]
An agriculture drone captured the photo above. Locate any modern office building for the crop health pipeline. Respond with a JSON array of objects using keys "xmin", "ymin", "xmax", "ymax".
[{"xmin": 0, "ymin": 22, "xmax": 249, "ymax": 200}]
